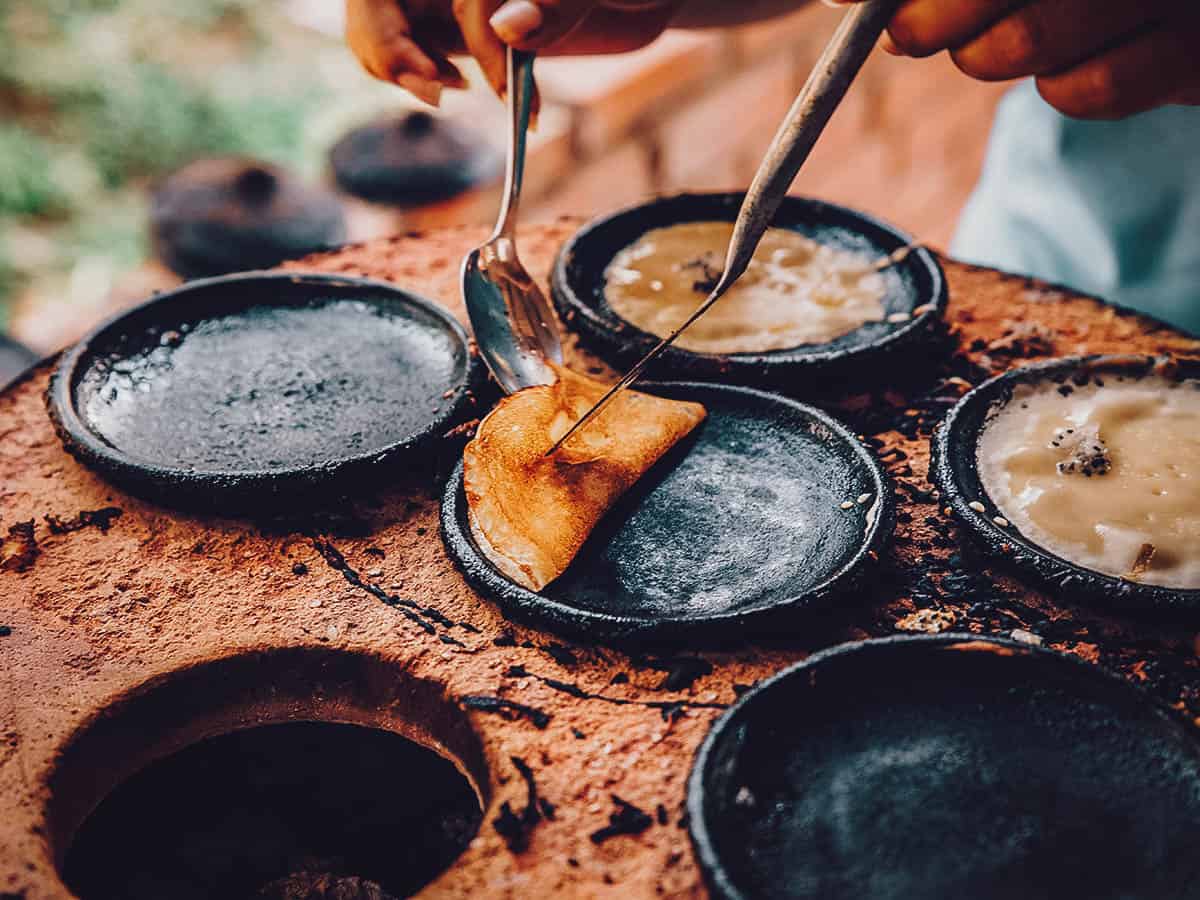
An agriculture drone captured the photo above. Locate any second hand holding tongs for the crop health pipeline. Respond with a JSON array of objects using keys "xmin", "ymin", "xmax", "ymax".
[{"xmin": 547, "ymin": 0, "xmax": 900, "ymax": 455}]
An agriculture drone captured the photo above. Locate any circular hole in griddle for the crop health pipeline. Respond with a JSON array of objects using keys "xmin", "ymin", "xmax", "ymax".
[
  {"xmin": 46, "ymin": 648, "xmax": 490, "ymax": 900},
  {"xmin": 551, "ymin": 193, "xmax": 947, "ymax": 394},
  {"xmin": 931, "ymin": 354, "xmax": 1200, "ymax": 616},
  {"xmin": 441, "ymin": 382, "xmax": 893, "ymax": 645},
  {"xmin": 47, "ymin": 272, "xmax": 480, "ymax": 513},
  {"xmin": 689, "ymin": 634, "xmax": 1200, "ymax": 900},
  {"xmin": 63, "ymin": 721, "xmax": 481, "ymax": 900}
]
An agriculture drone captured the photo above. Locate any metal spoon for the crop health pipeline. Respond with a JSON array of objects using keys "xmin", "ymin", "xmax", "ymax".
[{"xmin": 462, "ymin": 47, "xmax": 562, "ymax": 395}]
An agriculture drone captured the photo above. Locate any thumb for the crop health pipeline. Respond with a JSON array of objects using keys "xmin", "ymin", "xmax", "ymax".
[{"xmin": 488, "ymin": 0, "xmax": 598, "ymax": 49}]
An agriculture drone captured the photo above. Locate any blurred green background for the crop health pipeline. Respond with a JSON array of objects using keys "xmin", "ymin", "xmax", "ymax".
[{"xmin": 0, "ymin": 0, "xmax": 405, "ymax": 334}]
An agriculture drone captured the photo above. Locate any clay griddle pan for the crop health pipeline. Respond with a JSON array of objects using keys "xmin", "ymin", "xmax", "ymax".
[
  {"xmin": 441, "ymin": 382, "xmax": 893, "ymax": 645},
  {"xmin": 689, "ymin": 634, "xmax": 1200, "ymax": 900},
  {"xmin": 48, "ymin": 272, "xmax": 479, "ymax": 513},
  {"xmin": 931, "ymin": 354, "xmax": 1200, "ymax": 617},
  {"xmin": 551, "ymin": 193, "xmax": 947, "ymax": 394}
]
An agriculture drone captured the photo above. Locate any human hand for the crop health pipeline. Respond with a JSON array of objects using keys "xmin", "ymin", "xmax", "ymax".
[
  {"xmin": 345, "ymin": 0, "xmax": 682, "ymax": 104},
  {"xmin": 847, "ymin": 0, "xmax": 1200, "ymax": 119}
]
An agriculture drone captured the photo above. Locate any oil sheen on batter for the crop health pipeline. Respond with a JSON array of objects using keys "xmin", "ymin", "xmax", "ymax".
[
  {"xmin": 977, "ymin": 376, "xmax": 1200, "ymax": 589},
  {"xmin": 603, "ymin": 221, "xmax": 887, "ymax": 354}
]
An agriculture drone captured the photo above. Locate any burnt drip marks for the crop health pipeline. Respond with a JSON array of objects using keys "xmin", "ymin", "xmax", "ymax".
[
  {"xmin": 63, "ymin": 722, "xmax": 481, "ymax": 900},
  {"xmin": 461, "ymin": 695, "xmax": 551, "ymax": 729},
  {"xmin": 493, "ymin": 757, "xmax": 553, "ymax": 853},
  {"xmin": 312, "ymin": 537, "xmax": 472, "ymax": 639},
  {"xmin": 590, "ymin": 795, "xmax": 654, "ymax": 844},
  {"xmin": 0, "ymin": 520, "xmax": 37, "ymax": 572},
  {"xmin": 504, "ymin": 665, "xmax": 727, "ymax": 722},
  {"xmin": 44, "ymin": 507, "xmax": 123, "ymax": 535},
  {"xmin": 313, "ymin": 541, "xmax": 729, "ymax": 720}
]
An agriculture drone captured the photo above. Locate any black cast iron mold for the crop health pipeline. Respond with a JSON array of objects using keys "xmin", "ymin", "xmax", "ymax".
[
  {"xmin": 47, "ymin": 271, "xmax": 482, "ymax": 514},
  {"xmin": 931, "ymin": 353, "xmax": 1200, "ymax": 617},
  {"xmin": 688, "ymin": 633, "xmax": 1200, "ymax": 900},
  {"xmin": 441, "ymin": 381, "xmax": 894, "ymax": 646},
  {"xmin": 551, "ymin": 193, "xmax": 947, "ymax": 395}
]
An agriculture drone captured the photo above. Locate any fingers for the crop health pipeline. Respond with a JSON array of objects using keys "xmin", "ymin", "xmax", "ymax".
[
  {"xmin": 346, "ymin": 0, "xmax": 436, "ymax": 78},
  {"xmin": 489, "ymin": 0, "xmax": 599, "ymax": 49},
  {"xmin": 1035, "ymin": 19, "xmax": 1200, "ymax": 119},
  {"xmin": 884, "ymin": 0, "xmax": 1027, "ymax": 58},
  {"xmin": 545, "ymin": 2, "xmax": 682, "ymax": 55},
  {"xmin": 950, "ymin": 0, "xmax": 1164, "ymax": 81},
  {"xmin": 454, "ymin": 0, "xmax": 509, "ymax": 96},
  {"xmin": 346, "ymin": 0, "xmax": 466, "ymax": 104}
]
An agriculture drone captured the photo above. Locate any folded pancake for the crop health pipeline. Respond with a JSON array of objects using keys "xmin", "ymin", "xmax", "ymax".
[{"xmin": 463, "ymin": 365, "xmax": 706, "ymax": 591}]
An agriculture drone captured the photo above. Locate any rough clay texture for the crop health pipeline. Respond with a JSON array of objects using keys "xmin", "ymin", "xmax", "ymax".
[{"xmin": 2, "ymin": 220, "xmax": 1199, "ymax": 899}]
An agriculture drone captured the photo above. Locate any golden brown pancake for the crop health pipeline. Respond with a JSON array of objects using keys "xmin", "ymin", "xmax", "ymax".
[{"xmin": 463, "ymin": 365, "xmax": 707, "ymax": 591}]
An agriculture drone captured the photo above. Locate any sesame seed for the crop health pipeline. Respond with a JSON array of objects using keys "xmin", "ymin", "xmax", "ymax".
[
  {"xmin": 913, "ymin": 304, "xmax": 934, "ymax": 316},
  {"xmin": 993, "ymin": 516, "xmax": 1010, "ymax": 527},
  {"xmin": 857, "ymin": 493, "xmax": 872, "ymax": 505},
  {"xmin": 887, "ymin": 312, "xmax": 912, "ymax": 323},
  {"xmin": 968, "ymin": 501, "xmax": 986, "ymax": 513},
  {"xmin": 840, "ymin": 501, "xmax": 855, "ymax": 510}
]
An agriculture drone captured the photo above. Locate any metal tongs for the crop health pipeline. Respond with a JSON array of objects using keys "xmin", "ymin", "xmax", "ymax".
[{"xmin": 546, "ymin": 0, "xmax": 900, "ymax": 455}]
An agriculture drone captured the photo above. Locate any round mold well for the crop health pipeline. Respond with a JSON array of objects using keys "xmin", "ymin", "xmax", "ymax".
[
  {"xmin": 551, "ymin": 192, "xmax": 947, "ymax": 395},
  {"xmin": 47, "ymin": 271, "xmax": 482, "ymax": 514},
  {"xmin": 47, "ymin": 647, "xmax": 490, "ymax": 900},
  {"xmin": 688, "ymin": 633, "xmax": 1200, "ymax": 900},
  {"xmin": 441, "ymin": 381, "xmax": 894, "ymax": 645},
  {"xmin": 931, "ymin": 353, "xmax": 1200, "ymax": 617}
]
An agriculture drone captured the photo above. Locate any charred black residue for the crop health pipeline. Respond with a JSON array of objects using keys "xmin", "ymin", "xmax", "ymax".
[
  {"xmin": 590, "ymin": 795, "xmax": 653, "ymax": 844},
  {"xmin": 0, "ymin": 625, "xmax": 11, "ymax": 637},
  {"xmin": 545, "ymin": 642, "xmax": 578, "ymax": 667},
  {"xmin": 681, "ymin": 255, "xmax": 722, "ymax": 294},
  {"xmin": 0, "ymin": 520, "xmax": 37, "ymax": 572},
  {"xmin": 312, "ymin": 537, "xmax": 436, "ymax": 635},
  {"xmin": 493, "ymin": 757, "xmax": 548, "ymax": 853},
  {"xmin": 536, "ymin": 674, "xmax": 724, "ymax": 720},
  {"xmin": 640, "ymin": 655, "xmax": 713, "ymax": 692},
  {"xmin": 461, "ymin": 695, "xmax": 551, "ymax": 729},
  {"xmin": 44, "ymin": 506, "xmax": 123, "ymax": 535}
]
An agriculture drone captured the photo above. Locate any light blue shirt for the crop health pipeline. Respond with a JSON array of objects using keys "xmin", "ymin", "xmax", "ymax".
[{"xmin": 953, "ymin": 80, "xmax": 1200, "ymax": 336}]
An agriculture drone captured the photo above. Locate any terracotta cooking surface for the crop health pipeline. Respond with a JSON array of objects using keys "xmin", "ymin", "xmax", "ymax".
[{"xmin": 2, "ymin": 220, "xmax": 1200, "ymax": 899}]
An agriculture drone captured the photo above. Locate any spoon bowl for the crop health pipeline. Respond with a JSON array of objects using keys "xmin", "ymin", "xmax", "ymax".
[{"xmin": 462, "ymin": 48, "xmax": 561, "ymax": 395}]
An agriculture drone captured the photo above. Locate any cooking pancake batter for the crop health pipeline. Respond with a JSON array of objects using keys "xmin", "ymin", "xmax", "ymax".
[
  {"xmin": 978, "ymin": 376, "xmax": 1200, "ymax": 589},
  {"xmin": 603, "ymin": 222, "xmax": 886, "ymax": 354}
]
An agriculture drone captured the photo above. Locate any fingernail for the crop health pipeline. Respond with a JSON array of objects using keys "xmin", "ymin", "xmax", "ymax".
[
  {"xmin": 490, "ymin": 1, "xmax": 544, "ymax": 43},
  {"xmin": 879, "ymin": 31, "xmax": 902, "ymax": 56}
]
